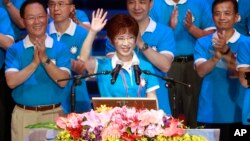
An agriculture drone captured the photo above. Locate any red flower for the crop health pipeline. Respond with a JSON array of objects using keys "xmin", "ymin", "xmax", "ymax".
[
  {"xmin": 67, "ymin": 125, "xmax": 83, "ymax": 139},
  {"xmin": 121, "ymin": 132, "xmax": 141, "ymax": 141}
]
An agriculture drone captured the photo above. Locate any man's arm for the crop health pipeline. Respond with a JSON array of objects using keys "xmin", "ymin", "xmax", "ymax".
[
  {"xmin": 4, "ymin": 0, "xmax": 25, "ymax": 29},
  {"xmin": 0, "ymin": 34, "xmax": 14, "ymax": 49},
  {"xmin": 5, "ymin": 46, "xmax": 40, "ymax": 89}
]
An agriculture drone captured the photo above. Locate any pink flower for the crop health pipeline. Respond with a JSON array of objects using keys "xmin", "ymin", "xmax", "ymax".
[
  {"xmin": 163, "ymin": 119, "xmax": 185, "ymax": 136},
  {"xmin": 101, "ymin": 123, "xmax": 122, "ymax": 139},
  {"xmin": 138, "ymin": 109, "xmax": 164, "ymax": 126}
]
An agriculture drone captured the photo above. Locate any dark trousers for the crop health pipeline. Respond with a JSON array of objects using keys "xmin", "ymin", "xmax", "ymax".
[
  {"xmin": 168, "ymin": 60, "xmax": 202, "ymax": 128},
  {"xmin": 0, "ymin": 67, "xmax": 14, "ymax": 141}
]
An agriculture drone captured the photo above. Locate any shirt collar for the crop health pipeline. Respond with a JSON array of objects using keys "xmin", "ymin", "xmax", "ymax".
[
  {"xmin": 164, "ymin": 0, "xmax": 187, "ymax": 6},
  {"xmin": 213, "ymin": 29, "xmax": 240, "ymax": 44},
  {"xmin": 144, "ymin": 17, "xmax": 157, "ymax": 33},
  {"xmin": 23, "ymin": 34, "xmax": 53, "ymax": 48},
  {"xmin": 49, "ymin": 19, "xmax": 76, "ymax": 36},
  {"xmin": 111, "ymin": 51, "xmax": 140, "ymax": 69}
]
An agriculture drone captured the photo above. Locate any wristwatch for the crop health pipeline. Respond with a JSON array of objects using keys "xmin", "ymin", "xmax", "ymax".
[
  {"xmin": 42, "ymin": 58, "xmax": 51, "ymax": 65},
  {"xmin": 141, "ymin": 43, "xmax": 149, "ymax": 51}
]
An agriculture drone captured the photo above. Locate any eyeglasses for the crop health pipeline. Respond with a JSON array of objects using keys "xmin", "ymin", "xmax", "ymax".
[
  {"xmin": 24, "ymin": 15, "xmax": 47, "ymax": 23},
  {"xmin": 115, "ymin": 36, "xmax": 136, "ymax": 43},
  {"xmin": 213, "ymin": 11, "xmax": 235, "ymax": 17},
  {"xmin": 48, "ymin": 2, "xmax": 72, "ymax": 9}
]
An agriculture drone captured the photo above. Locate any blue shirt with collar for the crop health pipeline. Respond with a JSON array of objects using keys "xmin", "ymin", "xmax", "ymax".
[
  {"xmin": 150, "ymin": 0, "xmax": 214, "ymax": 56},
  {"xmin": 48, "ymin": 20, "xmax": 90, "ymax": 113},
  {"xmin": 5, "ymin": 35, "xmax": 71, "ymax": 106},
  {"xmin": 194, "ymin": 31, "xmax": 243, "ymax": 123},
  {"xmin": 0, "ymin": 8, "xmax": 14, "ymax": 69},
  {"xmin": 0, "ymin": 0, "xmax": 25, "ymax": 41},
  {"xmin": 236, "ymin": 35, "xmax": 250, "ymax": 125},
  {"xmin": 105, "ymin": 18, "xmax": 175, "ymax": 115},
  {"xmin": 96, "ymin": 52, "xmax": 159, "ymax": 98}
]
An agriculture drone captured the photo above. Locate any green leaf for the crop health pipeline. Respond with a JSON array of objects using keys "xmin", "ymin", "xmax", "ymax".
[{"xmin": 25, "ymin": 122, "xmax": 58, "ymax": 130}]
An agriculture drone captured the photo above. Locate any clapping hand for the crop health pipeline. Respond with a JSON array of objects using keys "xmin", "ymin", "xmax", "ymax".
[
  {"xmin": 33, "ymin": 37, "xmax": 48, "ymax": 63},
  {"xmin": 71, "ymin": 59, "xmax": 86, "ymax": 75},
  {"xmin": 212, "ymin": 30, "xmax": 229, "ymax": 54},
  {"xmin": 90, "ymin": 8, "xmax": 108, "ymax": 33},
  {"xmin": 169, "ymin": 6, "xmax": 178, "ymax": 29},
  {"xmin": 184, "ymin": 10, "xmax": 194, "ymax": 31}
]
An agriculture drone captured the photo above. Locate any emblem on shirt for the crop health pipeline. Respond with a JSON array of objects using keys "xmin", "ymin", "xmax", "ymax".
[
  {"xmin": 140, "ymin": 78, "xmax": 146, "ymax": 87},
  {"xmin": 70, "ymin": 46, "xmax": 78, "ymax": 54}
]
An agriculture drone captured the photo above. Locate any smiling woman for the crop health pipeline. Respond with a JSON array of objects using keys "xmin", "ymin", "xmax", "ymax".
[{"xmin": 74, "ymin": 9, "xmax": 159, "ymax": 101}]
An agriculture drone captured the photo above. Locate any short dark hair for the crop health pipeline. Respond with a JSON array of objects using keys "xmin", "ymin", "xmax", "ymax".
[
  {"xmin": 212, "ymin": 0, "xmax": 238, "ymax": 14},
  {"xmin": 20, "ymin": 0, "xmax": 47, "ymax": 18},
  {"xmin": 105, "ymin": 14, "xmax": 139, "ymax": 43}
]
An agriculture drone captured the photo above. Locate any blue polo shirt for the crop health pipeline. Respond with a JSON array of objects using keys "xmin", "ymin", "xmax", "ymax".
[
  {"xmin": 150, "ymin": 0, "xmax": 214, "ymax": 56},
  {"xmin": 5, "ymin": 35, "xmax": 71, "ymax": 106},
  {"xmin": 0, "ymin": 8, "xmax": 14, "ymax": 69},
  {"xmin": 194, "ymin": 31, "xmax": 243, "ymax": 123},
  {"xmin": 48, "ymin": 20, "xmax": 90, "ymax": 113},
  {"xmin": 0, "ymin": 0, "xmax": 25, "ymax": 40},
  {"xmin": 96, "ymin": 52, "xmax": 159, "ymax": 98},
  {"xmin": 236, "ymin": 36, "xmax": 250, "ymax": 125},
  {"xmin": 105, "ymin": 18, "xmax": 175, "ymax": 114}
]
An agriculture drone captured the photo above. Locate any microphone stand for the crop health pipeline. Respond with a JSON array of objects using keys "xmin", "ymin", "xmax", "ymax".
[
  {"xmin": 142, "ymin": 70, "xmax": 191, "ymax": 87},
  {"xmin": 57, "ymin": 71, "xmax": 111, "ymax": 112},
  {"xmin": 141, "ymin": 70, "xmax": 191, "ymax": 117}
]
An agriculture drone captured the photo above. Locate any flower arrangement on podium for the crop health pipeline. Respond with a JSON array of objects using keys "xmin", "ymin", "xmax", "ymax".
[{"xmin": 27, "ymin": 106, "xmax": 208, "ymax": 141}]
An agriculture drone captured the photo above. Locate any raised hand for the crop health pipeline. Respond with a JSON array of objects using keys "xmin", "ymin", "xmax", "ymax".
[
  {"xmin": 90, "ymin": 8, "xmax": 108, "ymax": 32},
  {"xmin": 184, "ymin": 10, "xmax": 194, "ymax": 31},
  {"xmin": 169, "ymin": 6, "xmax": 178, "ymax": 29}
]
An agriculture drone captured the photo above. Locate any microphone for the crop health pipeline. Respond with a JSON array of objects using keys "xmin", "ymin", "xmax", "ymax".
[
  {"xmin": 111, "ymin": 61, "xmax": 123, "ymax": 84},
  {"xmin": 132, "ymin": 61, "xmax": 141, "ymax": 85}
]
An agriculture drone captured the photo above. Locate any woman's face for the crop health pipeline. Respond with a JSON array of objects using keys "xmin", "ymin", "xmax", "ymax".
[{"xmin": 113, "ymin": 32, "xmax": 136, "ymax": 60}]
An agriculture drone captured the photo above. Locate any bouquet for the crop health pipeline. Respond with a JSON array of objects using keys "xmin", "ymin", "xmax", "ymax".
[{"xmin": 27, "ymin": 106, "xmax": 208, "ymax": 141}]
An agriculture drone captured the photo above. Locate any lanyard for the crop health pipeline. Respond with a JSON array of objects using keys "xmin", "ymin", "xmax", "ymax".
[{"xmin": 120, "ymin": 69, "xmax": 142, "ymax": 97}]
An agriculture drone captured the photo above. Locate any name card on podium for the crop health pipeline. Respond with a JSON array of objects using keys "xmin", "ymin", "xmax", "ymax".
[{"xmin": 92, "ymin": 97, "xmax": 158, "ymax": 110}]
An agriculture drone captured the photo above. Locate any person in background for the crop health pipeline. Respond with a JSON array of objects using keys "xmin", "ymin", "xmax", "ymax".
[
  {"xmin": 105, "ymin": 0, "xmax": 175, "ymax": 115},
  {"xmin": 47, "ymin": 0, "xmax": 91, "ymax": 113},
  {"xmin": 76, "ymin": 9, "xmax": 159, "ymax": 101},
  {"xmin": 0, "ymin": 7, "xmax": 14, "ymax": 141},
  {"xmin": 237, "ymin": 37, "xmax": 250, "ymax": 126},
  {"xmin": 194, "ymin": 0, "xmax": 244, "ymax": 140},
  {"xmin": 149, "ymin": 0, "xmax": 215, "ymax": 127},
  {"xmin": 1, "ymin": 0, "xmax": 26, "ymax": 40},
  {"xmin": 207, "ymin": 0, "xmax": 250, "ymax": 36},
  {"xmin": 5, "ymin": 0, "xmax": 71, "ymax": 140}
]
